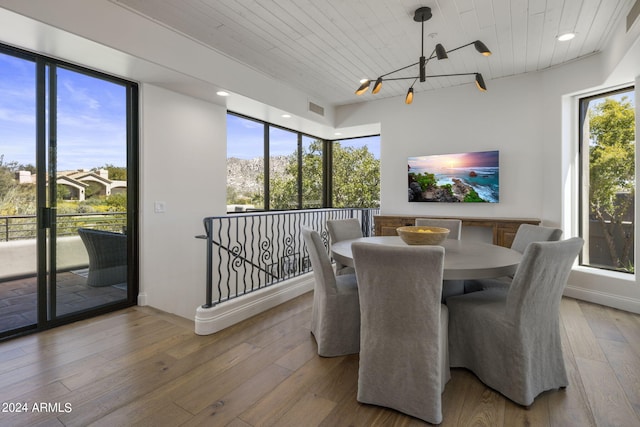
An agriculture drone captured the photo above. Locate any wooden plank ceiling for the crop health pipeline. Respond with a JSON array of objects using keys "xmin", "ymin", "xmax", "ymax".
[{"xmin": 111, "ymin": 0, "xmax": 635, "ymax": 106}]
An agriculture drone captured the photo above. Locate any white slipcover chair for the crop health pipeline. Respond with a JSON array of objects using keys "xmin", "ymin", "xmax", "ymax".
[
  {"xmin": 447, "ymin": 237, "xmax": 584, "ymax": 407},
  {"xmin": 510, "ymin": 223, "xmax": 563, "ymax": 253},
  {"xmin": 464, "ymin": 223, "xmax": 563, "ymax": 292},
  {"xmin": 352, "ymin": 242, "xmax": 450, "ymax": 424},
  {"xmin": 301, "ymin": 227, "xmax": 360, "ymax": 357},
  {"xmin": 415, "ymin": 218, "xmax": 464, "ymax": 301},
  {"xmin": 326, "ymin": 218, "xmax": 363, "ymax": 276}
]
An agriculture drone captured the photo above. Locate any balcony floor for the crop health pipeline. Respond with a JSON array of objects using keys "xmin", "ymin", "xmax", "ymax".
[{"xmin": 0, "ymin": 271, "xmax": 126, "ymax": 333}]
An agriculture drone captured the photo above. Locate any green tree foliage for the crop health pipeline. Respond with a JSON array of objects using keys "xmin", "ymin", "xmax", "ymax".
[
  {"xmin": 269, "ymin": 140, "xmax": 380, "ymax": 209},
  {"xmin": 98, "ymin": 164, "xmax": 126, "ymax": 180},
  {"xmin": 588, "ymin": 96, "xmax": 635, "ymax": 270},
  {"xmin": 0, "ymin": 155, "xmax": 37, "ymax": 215},
  {"xmin": 331, "ymin": 142, "xmax": 380, "ymax": 208}
]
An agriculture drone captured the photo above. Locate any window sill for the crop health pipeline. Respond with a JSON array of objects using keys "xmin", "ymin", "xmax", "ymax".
[{"xmin": 572, "ymin": 265, "xmax": 636, "ymax": 282}]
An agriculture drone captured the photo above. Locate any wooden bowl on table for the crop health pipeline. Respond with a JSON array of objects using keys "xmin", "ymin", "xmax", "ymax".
[{"xmin": 396, "ymin": 226, "xmax": 450, "ymax": 245}]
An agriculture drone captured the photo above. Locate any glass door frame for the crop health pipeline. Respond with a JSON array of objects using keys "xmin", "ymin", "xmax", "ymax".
[{"xmin": 1, "ymin": 43, "xmax": 139, "ymax": 338}]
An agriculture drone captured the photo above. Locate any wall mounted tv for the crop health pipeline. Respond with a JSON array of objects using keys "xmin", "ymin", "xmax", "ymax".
[{"xmin": 408, "ymin": 150, "xmax": 499, "ymax": 203}]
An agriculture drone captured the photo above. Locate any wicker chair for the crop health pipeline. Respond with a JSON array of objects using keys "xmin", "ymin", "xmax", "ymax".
[{"xmin": 78, "ymin": 228, "xmax": 127, "ymax": 287}]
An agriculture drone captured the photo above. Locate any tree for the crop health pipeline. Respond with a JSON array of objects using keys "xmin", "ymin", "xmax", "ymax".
[
  {"xmin": 98, "ymin": 164, "xmax": 127, "ymax": 180},
  {"xmin": 332, "ymin": 142, "xmax": 380, "ymax": 208},
  {"xmin": 588, "ymin": 96, "xmax": 635, "ymax": 270},
  {"xmin": 269, "ymin": 140, "xmax": 380, "ymax": 209}
]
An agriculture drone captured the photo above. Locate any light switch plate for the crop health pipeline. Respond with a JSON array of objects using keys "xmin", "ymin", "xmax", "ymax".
[{"xmin": 154, "ymin": 201, "xmax": 166, "ymax": 213}]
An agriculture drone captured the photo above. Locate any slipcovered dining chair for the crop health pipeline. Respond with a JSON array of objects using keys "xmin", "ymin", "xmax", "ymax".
[
  {"xmin": 447, "ymin": 237, "xmax": 584, "ymax": 407},
  {"xmin": 301, "ymin": 227, "xmax": 360, "ymax": 357},
  {"xmin": 511, "ymin": 223, "xmax": 563, "ymax": 253},
  {"xmin": 352, "ymin": 242, "xmax": 450, "ymax": 424},
  {"xmin": 326, "ymin": 218, "xmax": 363, "ymax": 276},
  {"xmin": 416, "ymin": 218, "xmax": 464, "ymax": 301},
  {"xmin": 464, "ymin": 223, "xmax": 563, "ymax": 293},
  {"xmin": 415, "ymin": 218, "xmax": 462, "ymax": 240}
]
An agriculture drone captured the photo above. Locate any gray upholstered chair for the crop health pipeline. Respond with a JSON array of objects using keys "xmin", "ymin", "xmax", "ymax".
[
  {"xmin": 326, "ymin": 218, "xmax": 363, "ymax": 276},
  {"xmin": 78, "ymin": 228, "xmax": 127, "ymax": 287},
  {"xmin": 447, "ymin": 237, "xmax": 584, "ymax": 407},
  {"xmin": 301, "ymin": 227, "xmax": 360, "ymax": 357},
  {"xmin": 415, "ymin": 218, "xmax": 464, "ymax": 301},
  {"xmin": 415, "ymin": 218, "xmax": 462, "ymax": 240},
  {"xmin": 352, "ymin": 242, "xmax": 450, "ymax": 424},
  {"xmin": 511, "ymin": 223, "xmax": 563, "ymax": 253},
  {"xmin": 464, "ymin": 223, "xmax": 563, "ymax": 292}
]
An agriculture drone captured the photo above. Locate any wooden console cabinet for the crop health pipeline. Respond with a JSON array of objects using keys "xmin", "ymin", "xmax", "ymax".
[{"xmin": 374, "ymin": 215, "xmax": 541, "ymax": 248}]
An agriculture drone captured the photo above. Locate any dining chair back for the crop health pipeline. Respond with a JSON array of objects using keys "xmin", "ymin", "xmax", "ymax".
[
  {"xmin": 301, "ymin": 227, "xmax": 360, "ymax": 357},
  {"xmin": 326, "ymin": 218, "xmax": 363, "ymax": 275},
  {"xmin": 510, "ymin": 223, "xmax": 563, "ymax": 253},
  {"xmin": 352, "ymin": 242, "xmax": 449, "ymax": 424},
  {"xmin": 415, "ymin": 218, "xmax": 464, "ymax": 300},
  {"xmin": 464, "ymin": 223, "xmax": 563, "ymax": 293},
  {"xmin": 415, "ymin": 218, "xmax": 462, "ymax": 240},
  {"xmin": 447, "ymin": 237, "xmax": 584, "ymax": 407}
]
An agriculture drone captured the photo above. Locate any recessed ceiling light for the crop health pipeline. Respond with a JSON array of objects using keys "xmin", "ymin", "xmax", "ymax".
[
  {"xmin": 334, "ymin": 132, "xmax": 342, "ymax": 136},
  {"xmin": 281, "ymin": 114, "xmax": 291, "ymax": 118},
  {"xmin": 216, "ymin": 90, "xmax": 230, "ymax": 97},
  {"xmin": 557, "ymin": 32, "xmax": 575, "ymax": 42}
]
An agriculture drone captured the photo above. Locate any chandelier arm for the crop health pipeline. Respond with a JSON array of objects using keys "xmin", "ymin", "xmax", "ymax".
[
  {"xmin": 382, "ymin": 77, "xmax": 421, "ymax": 81},
  {"xmin": 444, "ymin": 42, "xmax": 475, "ymax": 55},
  {"xmin": 425, "ymin": 72, "xmax": 478, "ymax": 78},
  {"xmin": 379, "ymin": 61, "xmax": 420, "ymax": 78}
]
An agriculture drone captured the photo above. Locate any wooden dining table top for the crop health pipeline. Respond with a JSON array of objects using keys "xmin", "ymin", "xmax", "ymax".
[{"xmin": 331, "ymin": 236, "xmax": 522, "ymax": 281}]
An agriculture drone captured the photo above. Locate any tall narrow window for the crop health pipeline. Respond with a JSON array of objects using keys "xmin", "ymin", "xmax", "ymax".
[
  {"xmin": 579, "ymin": 87, "xmax": 635, "ymax": 273},
  {"xmin": 269, "ymin": 127, "xmax": 298, "ymax": 210},
  {"xmin": 301, "ymin": 135, "xmax": 323, "ymax": 209},
  {"xmin": 226, "ymin": 114, "xmax": 265, "ymax": 211},
  {"xmin": 332, "ymin": 135, "xmax": 381, "ymax": 208}
]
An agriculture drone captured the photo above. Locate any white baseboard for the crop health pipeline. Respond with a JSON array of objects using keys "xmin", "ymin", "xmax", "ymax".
[
  {"xmin": 564, "ymin": 285, "xmax": 640, "ymax": 314},
  {"xmin": 137, "ymin": 292, "xmax": 147, "ymax": 306},
  {"xmin": 194, "ymin": 273, "xmax": 315, "ymax": 335}
]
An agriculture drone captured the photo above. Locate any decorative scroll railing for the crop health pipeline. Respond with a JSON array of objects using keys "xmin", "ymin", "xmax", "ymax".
[{"xmin": 197, "ymin": 208, "xmax": 379, "ymax": 308}]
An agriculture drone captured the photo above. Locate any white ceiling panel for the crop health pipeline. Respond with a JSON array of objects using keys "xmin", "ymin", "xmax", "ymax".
[{"xmin": 111, "ymin": 0, "xmax": 636, "ymax": 106}]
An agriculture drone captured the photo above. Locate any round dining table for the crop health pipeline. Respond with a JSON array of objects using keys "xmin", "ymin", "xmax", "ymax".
[{"xmin": 331, "ymin": 236, "xmax": 522, "ymax": 281}]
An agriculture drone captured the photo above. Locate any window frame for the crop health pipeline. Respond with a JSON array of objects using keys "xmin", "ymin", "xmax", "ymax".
[
  {"xmin": 226, "ymin": 111, "xmax": 380, "ymax": 212},
  {"xmin": 578, "ymin": 85, "xmax": 635, "ymax": 273}
]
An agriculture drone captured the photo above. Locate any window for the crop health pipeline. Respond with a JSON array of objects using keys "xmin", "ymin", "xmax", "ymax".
[
  {"xmin": 332, "ymin": 136, "xmax": 380, "ymax": 208},
  {"xmin": 226, "ymin": 114, "xmax": 265, "ymax": 211},
  {"xmin": 226, "ymin": 112, "xmax": 380, "ymax": 212},
  {"xmin": 579, "ymin": 87, "xmax": 635, "ymax": 273}
]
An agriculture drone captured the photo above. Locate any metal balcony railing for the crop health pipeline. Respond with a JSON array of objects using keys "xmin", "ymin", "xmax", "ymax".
[
  {"xmin": 197, "ymin": 208, "xmax": 379, "ymax": 308},
  {"xmin": 0, "ymin": 212, "xmax": 127, "ymax": 242}
]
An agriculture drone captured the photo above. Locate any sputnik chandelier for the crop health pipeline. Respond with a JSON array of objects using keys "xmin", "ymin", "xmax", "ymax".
[{"xmin": 355, "ymin": 6, "xmax": 491, "ymax": 104}]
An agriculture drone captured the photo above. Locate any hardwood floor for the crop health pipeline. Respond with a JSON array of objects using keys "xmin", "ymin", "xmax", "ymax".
[{"xmin": 0, "ymin": 292, "xmax": 639, "ymax": 426}]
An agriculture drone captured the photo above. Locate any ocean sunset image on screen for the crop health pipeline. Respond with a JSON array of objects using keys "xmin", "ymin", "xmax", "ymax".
[{"xmin": 408, "ymin": 150, "xmax": 499, "ymax": 203}]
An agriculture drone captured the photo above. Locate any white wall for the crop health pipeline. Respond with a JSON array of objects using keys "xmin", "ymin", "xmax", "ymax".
[
  {"xmin": 139, "ymin": 84, "xmax": 226, "ymax": 318},
  {"xmin": 338, "ymin": 72, "xmax": 546, "ymax": 220},
  {"xmin": 336, "ymin": 52, "xmax": 640, "ymax": 313}
]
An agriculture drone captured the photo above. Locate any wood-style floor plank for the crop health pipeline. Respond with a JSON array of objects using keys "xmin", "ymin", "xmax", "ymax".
[{"xmin": 0, "ymin": 293, "xmax": 639, "ymax": 426}]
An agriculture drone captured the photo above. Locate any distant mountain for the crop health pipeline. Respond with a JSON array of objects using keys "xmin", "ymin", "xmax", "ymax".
[{"xmin": 227, "ymin": 156, "xmax": 292, "ymax": 195}]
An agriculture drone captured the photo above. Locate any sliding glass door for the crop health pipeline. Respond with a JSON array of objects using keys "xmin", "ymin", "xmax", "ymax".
[{"xmin": 0, "ymin": 45, "xmax": 138, "ymax": 340}]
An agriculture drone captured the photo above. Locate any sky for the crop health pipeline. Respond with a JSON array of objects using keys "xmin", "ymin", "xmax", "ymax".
[
  {"xmin": 0, "ymin": 52, "xmax": 127, "ymax": 171},
  {"xmin": 409, "ymin": 150, "xmax": 499, "ymax": 171},
  {"xmin": 227, "ymin": 114, "xmax": 381, "ymax": 160}
]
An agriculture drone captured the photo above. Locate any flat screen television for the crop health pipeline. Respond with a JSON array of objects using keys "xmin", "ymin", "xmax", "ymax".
[{"xmin": 408, "ymin": 150, "xmax": 499, "ymax": 203}]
